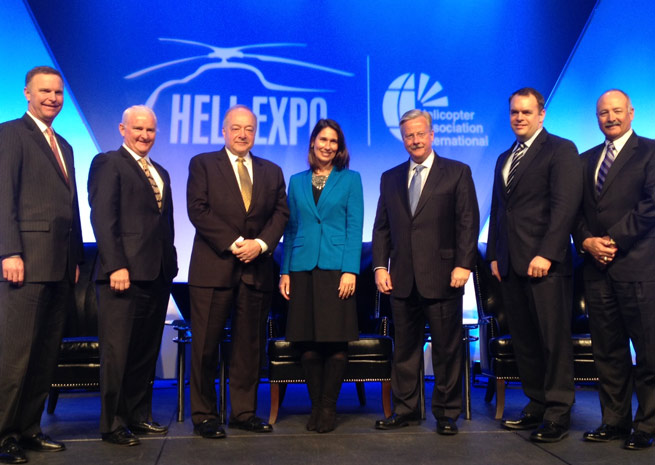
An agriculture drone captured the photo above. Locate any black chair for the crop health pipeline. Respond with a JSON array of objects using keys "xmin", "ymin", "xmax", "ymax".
[
  {"xmin": 474, "ymin": 243, "xmax": 597, "ymax": 419},
  {"xmin": 47, "ymin": 243, "xmax": 101, "ymax": 413},
  {"xmin": 266, "ymin": 242, "xmax": 393, "ymax": 424}
]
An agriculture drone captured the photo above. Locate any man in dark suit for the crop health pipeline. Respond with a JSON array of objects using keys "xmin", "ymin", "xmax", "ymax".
[
  {"xmin": 187, "ymin": 105, "xmax": 289, "ymax": 438},
  {"xmin": 486, "ymin": 87, "xmax": 582, "ymax": 442},
  {"xmin": 372, "ymin": 109, "xmax": 479, "ymax": 435},
  {"xmin": 0, "ymin": 66, "xmax": 84, "ymax": 463},
  {"xmin": 574, "ymin": 89, "xmax": 655, "ymax": 450},
  {"xmin": 88, "ymin": 105, "xmax": 178, "ymax": 446}
]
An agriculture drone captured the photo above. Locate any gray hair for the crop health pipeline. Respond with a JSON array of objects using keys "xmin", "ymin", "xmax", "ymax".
[
  {"xmin": 399, "ymin": 109, "xmax": 432, "ymax": 128},
  {"xmin": 122, "ymin": 105, "xmax": 157, "ymax": 126}
]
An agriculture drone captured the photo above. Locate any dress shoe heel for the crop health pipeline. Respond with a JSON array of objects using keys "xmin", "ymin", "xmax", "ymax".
[
  {"xmin": 530, "ymin": 421, "xmax": 568, "ymax": 443},
  {"xmin": 101, "ymin": 427, "xmax": 141, "ymax": 446},
  {"xmin": 624, "ymin": 431, "xmax": 654, "ymax": 450},
  {"xmin": 583, "ymin": 424, "xmax": 630, "ymax": 442},
  {"xmin": 20, "ymin": 433, "xmax": 65, "ymax": 452},
  {"xmin": 375, "ymin": 412, "xmax": 420, "ymax": 430}
]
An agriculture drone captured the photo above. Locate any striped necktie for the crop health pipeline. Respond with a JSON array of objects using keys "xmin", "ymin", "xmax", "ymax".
[
  {"xmin": 139, "ymin": 157, "xmax": 162, "ymax": 211},
  {"xmin": 596, "ymin": 142, "xmax": 616, "ymax": 195},
  {"xmin": 506, "ymin": 142, "xmax": 527, "ymax": 194}
]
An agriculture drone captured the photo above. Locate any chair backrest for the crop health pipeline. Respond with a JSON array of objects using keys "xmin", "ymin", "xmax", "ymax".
[
  {"xmin": 63, "ymin": 243, "xmax": 99, "ymax": 338},
  {"xmin": 474, "ymin": 242, "xmax": 589, "ymax": 337}
]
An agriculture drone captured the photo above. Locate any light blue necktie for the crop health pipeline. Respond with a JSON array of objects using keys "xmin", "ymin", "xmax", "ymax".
[{"xmin": 409, "ymin": 165, "xmax": 425, "ymax": 215}]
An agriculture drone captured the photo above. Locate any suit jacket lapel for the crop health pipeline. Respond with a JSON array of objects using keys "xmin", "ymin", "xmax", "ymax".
[
  {"xmin": 249, "ymin": 153, "xmax": 264, "ymax": 214},
  {"xmin": 317, "ymin": 169, "xmax": 342, "ymax": 212},
  {"xmin": 152, "ymin": 159, "xmax": 170, "ymax": 207},
  {"xmin": 22, "ymin": 114, "xmax": 70, "ymax": 189},
  {"xmin": 507, "ymin": 130, "xmax": 547, "ymax": 198},
  {"xmin": 599, "ymin": 133, "xmax": 638, "ymax": 198},
  {"xmin": 414, "ymin": 155, "xmax": 444, "ymax": 216},
  {"xmin": 496, "ymin": 148, "xmax": 512, "ymax": 200},
  {"xmin": 300, "ymin": 170, "xmax": 320, "ymax": 220},
  {"xmin": 587, "ymin": 145, "xmax": 604, "ymax": 199},
  {"xmin": 393, "ymin": 161, "xmax": 412, "ymax": 216},
  {"xmin": 119, "ymin": 147, "xmax": 161, "ymax": 211}
]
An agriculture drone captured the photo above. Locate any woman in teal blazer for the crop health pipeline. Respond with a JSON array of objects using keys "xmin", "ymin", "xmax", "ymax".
[{"xmin": 279, "ymin": 119, "xmax": 364, "ymax": 433}]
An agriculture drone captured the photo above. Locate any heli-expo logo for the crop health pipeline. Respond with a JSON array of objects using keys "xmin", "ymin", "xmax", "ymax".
[
  {"xmin": 125, "ymin": 39, "xmax": 353, "ymax": 145},
  {"xmin": 383, "ymin": 73, "xmax": 488, "ymax": 147}
]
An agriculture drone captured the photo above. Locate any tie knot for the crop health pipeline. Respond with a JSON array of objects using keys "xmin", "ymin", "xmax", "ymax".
[
  {"xmin": 415, "ymin": 164, "xmax": 425, "ymax": 174},
  {"xmin": 237, "ymin": 156, "xmax": 246, "ymax": 164},
  {"xmin": 515, "ymin": 142, "xmax": 526, "ymax": 153},
  {"xmin": 606, "ymin": 141, "xmax": 615, "ymax": 153},
  {"xmin": 139, "ymin": 157, "xmax": 148, "ymax": 168},
  {"xmin": 46, "ymin": 127, "xmax": 54, "ymax": 136}
]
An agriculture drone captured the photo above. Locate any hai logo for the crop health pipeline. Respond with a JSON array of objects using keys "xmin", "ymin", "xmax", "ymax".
[{"xmin": 382, "ymin": 73, "xmax": 448, "ymax": 141}]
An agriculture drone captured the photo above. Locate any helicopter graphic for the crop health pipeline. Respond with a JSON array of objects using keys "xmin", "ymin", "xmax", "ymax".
[{"xmin": 125, "ymin": 39, "xmax": 355, "ymax": 107}]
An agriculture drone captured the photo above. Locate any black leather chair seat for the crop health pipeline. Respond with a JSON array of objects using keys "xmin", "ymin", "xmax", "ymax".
[
  {"xmin": 268, "ymin": 336, "xmax": 393, "ymax": 383},
  {"xmin": 489, "ymin": 333, "xmax": 594, "ymax": 360},
  {"xmin": 269, "ymin": 336, "xmax": 392, "ymax": 361}
]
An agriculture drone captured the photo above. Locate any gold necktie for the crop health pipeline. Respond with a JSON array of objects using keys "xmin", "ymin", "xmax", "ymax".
[
  {"xmin": 46, "ymin": 127, "xmax": 69, "ymax": 184},
  {"xmin": 139, "ymin": 158, "xmax": 162, "ymax": 211},
  {"xmin": 237, "ymin": 156, "xmax": 252, "ymax": 210}
]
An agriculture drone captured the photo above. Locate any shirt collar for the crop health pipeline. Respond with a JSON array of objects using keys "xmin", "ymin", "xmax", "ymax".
[
  {"xmin": 226, "ymin": 147, "xmax": 252, "ymax": 164},
  {"xmin": 409, "ymin": 150, "xmax": 435, "ymax": 171},
  {"xmin": 26, "ymin": 111, "xmax": 50, "ymax": 133},
  {"xmin": 517, "ymin": 127, "xmax": 543, "ymax": 151},
  {"xmin": 122, "ymin": 143, "xmax": 151, "ymax": 164},
  {"xmin": 606, "ymin": 128, "xmax": 633, "ymax": 154}
]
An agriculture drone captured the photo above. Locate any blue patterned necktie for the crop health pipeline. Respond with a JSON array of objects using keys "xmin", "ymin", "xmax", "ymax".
[
  {"xmin": 409, "ymin": 164, "xmax": 425, "ymax": 215},
  {"xmin": 506, "ymin": 142, "xmax": 527, "ymax": 194},
  {"xmin": 596, "ymin": 141, "xmax": 616, "ymax": 195}
]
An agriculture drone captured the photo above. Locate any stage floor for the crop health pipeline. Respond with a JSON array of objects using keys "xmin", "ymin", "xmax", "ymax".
[{"xmin": 37, "ymin": 378, "xmax": 651, "ymax": 465}]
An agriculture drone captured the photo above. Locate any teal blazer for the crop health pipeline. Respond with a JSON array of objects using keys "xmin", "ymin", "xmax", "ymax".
[{"xmin": 281, "ymin": 168, "xmax": 364, "ymax": 275}]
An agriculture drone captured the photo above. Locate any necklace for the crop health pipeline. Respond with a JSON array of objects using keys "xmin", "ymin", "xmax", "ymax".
[{"xmin": 312, "ymin": 171, "xmax": 330, "ymax": 190}]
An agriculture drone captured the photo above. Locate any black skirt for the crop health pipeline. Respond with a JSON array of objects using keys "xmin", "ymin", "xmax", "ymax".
[{"xmin": 285, "ymin": 269, "xmax": 359, "ymax": 342}]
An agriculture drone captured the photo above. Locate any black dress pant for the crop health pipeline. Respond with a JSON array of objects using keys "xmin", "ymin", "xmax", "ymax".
[
  {"xmin": 390, "ymin": 285, "xmax": 463, "ymax": 420},
  {"xmin": 97, "ymin": 273, "xmax": 171, "ymax": 434},
  {"xmin": 189, "ymin": 281, "xmax": 270, "ymax": 425},
  {"xmin": 0, "ymin": 280, "xmax": 72, "ymax": 441},
  {"xmin": 585, "ymin": 276, "xmax": 655, "ymax": 434},
  {"xmin": 500, "ymin": 268, "xmax": 574, "ymax": 427}
]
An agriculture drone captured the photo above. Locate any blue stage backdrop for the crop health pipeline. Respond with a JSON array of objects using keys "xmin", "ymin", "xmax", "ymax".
[{"xmin": 10, "ymin": 0, "xmax": 599, "ymax": 281}]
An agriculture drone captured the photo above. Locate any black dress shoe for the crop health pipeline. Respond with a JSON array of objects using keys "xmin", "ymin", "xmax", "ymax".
[
  {"xmin": 194, "ymin": 419, "xmax": 226, "ymax": 439},
  {"xmin": 436, "ymin": 417, "xmax": 458, "ymax": 435},
  {"xmin": 501, "ymin": 412, "xmax": 542, "ymax": 430},
  {"xmin": 228, "ymin": 416, "xmax": 273, "ymax": 433},
  {"xmin": 101, "ymin": 427, "xmax": 141, "ymax": 446},
  {"xmin": 374, "ymin": 412, "xmax": 420, "ymax": 430},
  {"xmin": 624, "ymin": 431, "xmax": 654, "ymax": 450},
  {"xmin": 129, "ymin": 421, "xmax": 168, "ymax": 435},
  {"xmin": 20, "ymin": 432, "xmax": 65, "ymax": 452},
  {"xmin": 583, "ymin": 424, "xmax": 630, "ymax": 442},
  {"xmin": 530, "ymin": 421, "xmax": 568, "ymax": 443},
  {"xmin": 0, "ymin": 438, "xmax": 27, "ymax": 464}
]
